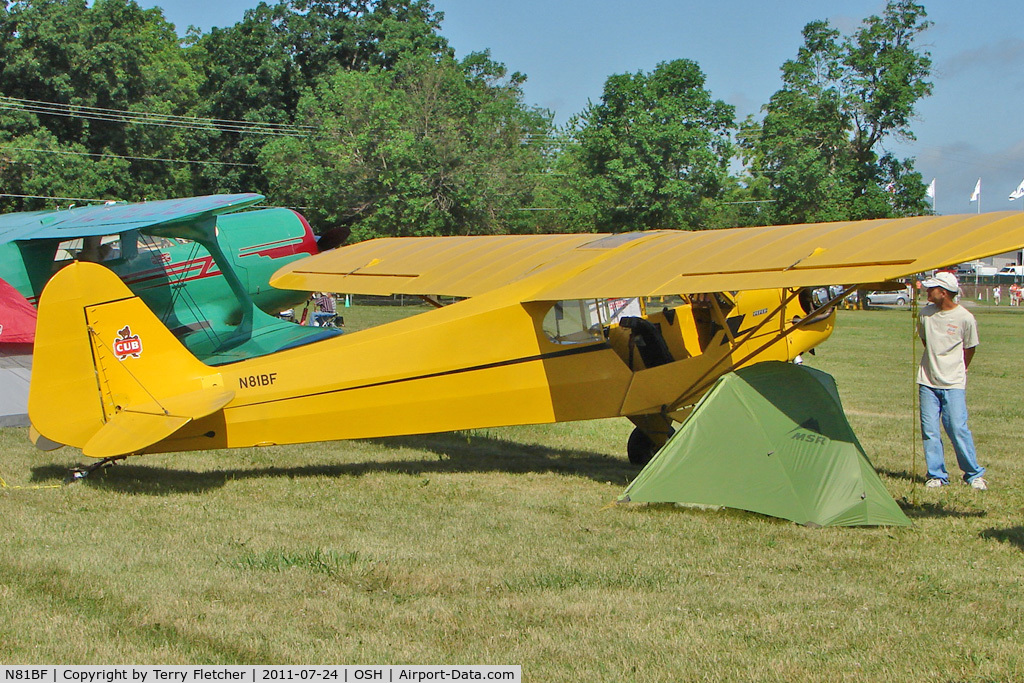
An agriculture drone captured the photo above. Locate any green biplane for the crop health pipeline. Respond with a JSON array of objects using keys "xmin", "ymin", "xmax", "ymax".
[{"xmin": 0, "ymin": 194, "xmax": 341, "ymax": 364}]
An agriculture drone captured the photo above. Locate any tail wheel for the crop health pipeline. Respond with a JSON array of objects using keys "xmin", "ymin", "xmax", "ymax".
[{"xmin": 628, "ymin": 427, "xmax": 673, "ymax": 466}]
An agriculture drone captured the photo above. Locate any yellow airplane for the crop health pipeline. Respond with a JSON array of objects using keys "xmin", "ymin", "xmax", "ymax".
[{"xmin": 27, "ymin": 211, "xmax": 1024, "ymax": 474}]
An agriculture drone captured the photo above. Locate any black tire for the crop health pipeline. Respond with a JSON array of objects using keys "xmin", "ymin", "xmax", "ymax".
[
  {"xmin": 896, "ymin": 297, "xmax": 907, "ymax": 306},
  {"xmin": 627, "ymin": 427, "xmax": 674, "ymax": 466}
]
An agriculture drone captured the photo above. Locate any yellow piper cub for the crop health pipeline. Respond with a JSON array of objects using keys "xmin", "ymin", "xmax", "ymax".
[{"xmin": 27, "ymin": 211, "xmax": 1024, "ymax": 472}]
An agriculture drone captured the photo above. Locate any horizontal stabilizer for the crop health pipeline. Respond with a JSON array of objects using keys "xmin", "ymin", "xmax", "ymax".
[
  {"xmin": 83, "ymin": 387, "xmax": 234, "ymax": 458},
  {"xmin": 29, "ymin": 425, "xmax": 64, "ymax": 452}
]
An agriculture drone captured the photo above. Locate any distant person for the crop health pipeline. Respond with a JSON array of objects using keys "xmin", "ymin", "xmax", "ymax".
[
  {"xmin": 313, "ymin": 292, "xmax": 337, "ymax": 327},
  {"xmin": 917, "ymin": 272, "xmax": 987, "ymax": 490},
  {"xmin": 1011, "ymin": 283, "xmax": 1021, "ymax": 306},
  {"xmin": 993, "ymin": 284, "xmax": 1001, "ymax": 305}
]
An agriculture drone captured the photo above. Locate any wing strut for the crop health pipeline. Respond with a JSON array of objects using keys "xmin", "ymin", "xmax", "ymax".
[{"xmin": 666, "ymin": 284, "xmax": 859, "ymax": 412}]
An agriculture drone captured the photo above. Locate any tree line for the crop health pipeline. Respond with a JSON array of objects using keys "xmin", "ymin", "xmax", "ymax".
[{"xmin": 0, "ymin": 0, "xmax": 933, "ymax": 237}]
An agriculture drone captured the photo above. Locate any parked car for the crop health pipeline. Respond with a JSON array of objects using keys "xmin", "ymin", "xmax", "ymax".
[
  {"xmin": 956, "ymin": 262, "xmax": 998, "ymax": 276},
  {"xmin": 865, "ymin": 286, "xmax": 913, "ymax": 306},
  {"xmin": 997, "ymin": 265, "xmax": 1024, "ymax": 277}
]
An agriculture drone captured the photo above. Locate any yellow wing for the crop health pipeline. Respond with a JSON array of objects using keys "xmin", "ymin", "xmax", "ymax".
[
  {"xmin": 271, "ymin": 212, "xmax": 1024, "ymax": 299},
  {"xmin": 270, "ymin": 233, "xmax": 600, "ymax": 297}
]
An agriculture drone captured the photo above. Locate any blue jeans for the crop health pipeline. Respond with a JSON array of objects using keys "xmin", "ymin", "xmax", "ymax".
[{"xmin": 918, "ymin": 385, "xmax": 985, "ymax": 483}]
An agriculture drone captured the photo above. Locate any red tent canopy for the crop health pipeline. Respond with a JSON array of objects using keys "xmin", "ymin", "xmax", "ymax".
[{"xmin": 0, "ymin": 277, "xmax": 36, "ymax": 344}]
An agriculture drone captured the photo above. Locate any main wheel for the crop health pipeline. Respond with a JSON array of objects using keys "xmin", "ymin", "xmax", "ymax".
[
  {"xmin": 627, "ymin": 427, "xmax": 670, "ymax": 466},
  {"xmin": 896, "ymin": 297, "xmax": 907, "ymax": 306}
]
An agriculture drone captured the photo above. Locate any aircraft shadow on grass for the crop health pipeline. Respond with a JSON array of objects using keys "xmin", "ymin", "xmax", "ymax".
[
  {"xmin": 876, "ymin": 467, "xmax": 917, "ymax": 483},
  {"xmin": 896, "ymin": 500, "xmax": 988, "ymax": 520},
  {"xmin": 871, "ymin": 468, "xmax": 989, "ymax": 519},
  {"xmin": 979, "ymin": 526, "xmax": 1024, "ymax": 551},
  {"xmin": 29, "ymin": 432, "xmax": 637, "ymax": 495}
]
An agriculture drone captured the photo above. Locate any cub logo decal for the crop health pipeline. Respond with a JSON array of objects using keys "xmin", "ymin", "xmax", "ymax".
[{"xmin": 113, "ymin": 325, "xmax": 143, "ymax": 360}]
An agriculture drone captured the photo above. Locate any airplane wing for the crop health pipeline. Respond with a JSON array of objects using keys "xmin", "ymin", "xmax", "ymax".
[
  {"xmin": 0, "ymin": 193, "xmax": 264, "ymax": 243},
  {"xmin": 270, "ymin": 233, "xmax": 601, "ymax": 297},
  {"xmin": 270, "ymin": 212, "xmax": 1024, "ymax": 299}
]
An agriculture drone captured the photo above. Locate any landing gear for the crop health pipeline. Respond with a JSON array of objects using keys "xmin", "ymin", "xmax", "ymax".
[
  {"xmin": 626, "ymin": 416, "xmax": 676, "ymax": 466},
  {"xmin": 627, "ymin": 428, "xmax": 658, "ymax": 466},
  {"xmin": 67, "ymin": 455, "xmax": 128, "ymax": 482},
  {"xmin": 627, "ymin": 426, "xmax": 675, "ymax": 466}
]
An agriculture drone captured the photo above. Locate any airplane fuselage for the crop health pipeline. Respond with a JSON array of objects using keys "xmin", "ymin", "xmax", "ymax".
[{"xmin": 28, "ymin": 261, "xmax": 834, "ymax": 459}]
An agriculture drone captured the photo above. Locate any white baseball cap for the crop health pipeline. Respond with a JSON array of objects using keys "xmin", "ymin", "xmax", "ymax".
[{"xmin": 921, "ymin": 271, "xmax": 959, "ymax": 293}]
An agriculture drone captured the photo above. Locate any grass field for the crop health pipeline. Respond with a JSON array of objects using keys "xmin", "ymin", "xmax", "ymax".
[{"xmin": 2, "ymin": 302, "xmax": 1024, "ymax": 680}]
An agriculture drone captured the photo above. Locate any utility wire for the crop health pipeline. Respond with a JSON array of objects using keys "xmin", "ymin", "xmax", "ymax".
[
  {"xmin": 0, "ymin": 192, "xmax": 111, "ymax": 202},
  {"xmin": 0, "ymin": 95, "xmax": 315, "ymax": 133},
  {"xmin": 0, "ymin": 144, "xmax": 257, "ymax": 167},
  {"xmin": 0, "ymin": 95, "xmax": 311, "ymax": 137}
]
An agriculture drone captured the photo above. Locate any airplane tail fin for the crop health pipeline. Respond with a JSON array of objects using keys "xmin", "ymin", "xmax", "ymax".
[{"xmin": 29, "ymin": 262, "xmax": 233, "ymax": 458}]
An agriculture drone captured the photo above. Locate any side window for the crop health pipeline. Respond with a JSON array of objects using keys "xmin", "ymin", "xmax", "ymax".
[
  {"xmin": 55, "ymin": 235, "xmax": 124, "ymax": 265},
  {"xmin": 542, "ymin": 300, "xmax": 608, "ymax": 345}
]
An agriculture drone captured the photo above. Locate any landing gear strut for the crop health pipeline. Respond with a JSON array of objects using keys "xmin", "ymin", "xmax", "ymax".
[{"xmin": 67, "ymin": 455, "xmax": 129, "ymax": 482}]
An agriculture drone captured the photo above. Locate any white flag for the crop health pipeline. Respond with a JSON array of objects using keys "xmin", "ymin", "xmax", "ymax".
[
  {"xmin": 1010, "ymin": 178, "xmax": 1024, "ymax": 201},
  {"xmin": 970, "ymin": 178, "xmax": 981, "ymax": 202},
  {"xmin": 926, "ymin": 178, "xmax": 935, "ymax": 199}
]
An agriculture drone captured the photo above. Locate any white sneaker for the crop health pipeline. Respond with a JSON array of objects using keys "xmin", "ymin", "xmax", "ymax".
[
  {"xmin": 970, "ymin": 477, "xmax": 988, "ymax": 490},
  {"xmin": 925, "ymin": 478, "xmax": 946, "ymax": 488}
]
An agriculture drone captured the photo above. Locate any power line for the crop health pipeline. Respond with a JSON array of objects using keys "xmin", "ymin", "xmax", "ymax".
[
  {"xmin": 0, "ymin": 144, "xmax": 257, "ymax": 167},
  {"xmin": 0, "ymin": 95, "xmax": 314, "ymax": 134},
  {"xmin": 0, "ymin": 95, "xmax": 311, "ymax": 137},
  {"xmin": 0, "ymin": 192, "xmax": 111, "ymax": 203}
]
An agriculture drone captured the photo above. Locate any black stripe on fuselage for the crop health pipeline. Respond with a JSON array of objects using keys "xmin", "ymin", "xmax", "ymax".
[{"xmin": 232, "ymin": 342, "xmax": 614, "ymax": 409}]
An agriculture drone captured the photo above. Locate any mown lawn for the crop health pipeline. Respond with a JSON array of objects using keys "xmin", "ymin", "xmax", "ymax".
[{"xmin": 1, "ymin": 302, "xmax": 1022, "ymax": 681}]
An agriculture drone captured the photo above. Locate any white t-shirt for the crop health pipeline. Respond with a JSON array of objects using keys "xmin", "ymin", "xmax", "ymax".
[{"xmin": 917, "ymin": 303, "xmax": 979, "ymax": 389}]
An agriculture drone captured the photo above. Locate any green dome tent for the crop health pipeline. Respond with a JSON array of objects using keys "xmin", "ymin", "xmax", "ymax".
[{"xmin": 619, "ymin": 361, "xmax": 911, "ymax": 527}]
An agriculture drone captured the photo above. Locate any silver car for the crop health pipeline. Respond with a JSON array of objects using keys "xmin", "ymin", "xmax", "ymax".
[{"xmin": 865, "ymin": 287, "xmax": 913, "ymax": 306}]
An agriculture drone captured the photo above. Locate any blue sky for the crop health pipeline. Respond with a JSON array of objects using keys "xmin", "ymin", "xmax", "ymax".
[{"xmin": 141, "ymin": 0, "xmax": 1024, "ymax": 217}]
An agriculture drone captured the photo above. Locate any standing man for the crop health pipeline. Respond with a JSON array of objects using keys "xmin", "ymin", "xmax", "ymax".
[{"xmin": 918, "ymin": 272, "xmax": 987, "ymax": 490}]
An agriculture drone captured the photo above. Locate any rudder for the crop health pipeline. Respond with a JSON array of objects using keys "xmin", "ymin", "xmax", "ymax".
[{"xmin": 29, "ymin": 262, "xmax": 231, "ymax": 457}]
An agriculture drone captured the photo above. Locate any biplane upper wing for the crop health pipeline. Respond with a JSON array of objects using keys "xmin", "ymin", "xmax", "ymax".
[
  {"xmin": 271, "ymin": 212, "xmax": 1024, "ymax": 299},
  {"xmin": 0, "ymin": 193, "xmax": 264, "ymax": 242}
]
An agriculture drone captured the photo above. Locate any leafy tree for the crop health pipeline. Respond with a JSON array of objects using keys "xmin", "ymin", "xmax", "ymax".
[
  {"xmin": 550, "ymin": 59, "xmax": 735, "ymax": 232},
  {"xmin": 259, "ymin": 50, "xmax": 553, "ymax": 239},
  {"xmin": 0, "ymin": 130, "xmax": 129, "ymax": 207},
  {"xmin": 185, "ymin": 0, "xmax": 448, "ymax": 195},
  {"xmin": 740, "ymin": 0, "xmax": 932, "ymax": 224},
  {"xmin": 0, "ymin": 0, "xmax": 202, "ymax": 208}
]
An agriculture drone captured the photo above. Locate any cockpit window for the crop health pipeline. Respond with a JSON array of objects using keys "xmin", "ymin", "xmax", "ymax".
[
  {"xmin": 138, "ymin": 234, "xmax": 188, "ymax": 252},
  {"xmin": 56, "ymin": 235, "xmax": 123, "ymax": 263},
  {"xmin": 542, "ymin": 299, "xmax": 609, "ymax": 345}
]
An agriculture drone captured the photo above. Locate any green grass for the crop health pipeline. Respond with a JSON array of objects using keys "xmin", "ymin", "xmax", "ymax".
[{"xmin": 2, "ymin": 303, "xmax": 1024, "ymax": 680}]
